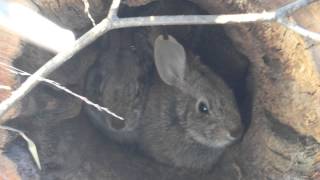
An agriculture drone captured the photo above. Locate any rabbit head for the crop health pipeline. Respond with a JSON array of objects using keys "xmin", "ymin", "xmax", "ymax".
[{"xmin": 138, "ymin": 35, "xmax": 243, "ymax": 170}]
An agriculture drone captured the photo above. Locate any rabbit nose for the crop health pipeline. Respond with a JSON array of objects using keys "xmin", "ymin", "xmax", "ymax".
[{"xmin": 229, "ymin": 126, "xmax": 243, "ymax": 139}]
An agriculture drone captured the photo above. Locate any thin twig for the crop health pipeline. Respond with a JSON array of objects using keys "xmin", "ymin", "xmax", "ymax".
[
  {"xmin": 0, "ymin": 125, "xmax": 41, "ymax": 170},
  {"xmin": 81, "ymin": 0, "xmax": 96, "ymax": 26},
  {"xmin": 0, "ymin": 0, "xmax": 319, "ymax": 119},
  {"xmin": 0, "ymin": 62, "xmax": 124, "ymax": 120}
]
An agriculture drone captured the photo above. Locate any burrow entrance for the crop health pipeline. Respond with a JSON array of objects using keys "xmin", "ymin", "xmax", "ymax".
[{"xmin": 90, "ymin": 0, "xmax": 252, "ymax": 128}]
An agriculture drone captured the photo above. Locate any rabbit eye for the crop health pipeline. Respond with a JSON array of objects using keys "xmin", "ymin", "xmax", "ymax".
[{"xmin": 198, "ymin": 102, "xmax": 209, "ymax": 114}]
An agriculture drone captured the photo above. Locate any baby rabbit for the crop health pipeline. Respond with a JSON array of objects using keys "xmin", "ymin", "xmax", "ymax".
[{"xmin": 85, "ymin": 30, "xmax": 242, "ymax": 170}]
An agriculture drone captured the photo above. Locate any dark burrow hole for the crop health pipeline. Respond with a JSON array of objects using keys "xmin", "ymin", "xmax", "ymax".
[{"xmin": 89, "ymin": 0, "xmax": 252, "ymax": 130}]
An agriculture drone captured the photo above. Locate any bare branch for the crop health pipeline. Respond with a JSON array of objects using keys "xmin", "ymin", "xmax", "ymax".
[
  {"xmin": 114, "ymin": 13, "xmax": 276, "ymax": 27},
  {"xmin": 279, "ymin": 18, "xmax": 320, "ymax": 41},
  {"xmin": 276, "ymin": 0, "xmax": 318, "ymax": 18},
  {"xmin": 0, "ymin": 85, "xmax": 11, "ymax": 90},
  {"xmin": 0, "ymin": 17, "xmax": 112, "ymax": 118},
  {"xmin": 0, "ymin": 0, "xmax": 319, "ymax": 120},
  {"xmin": 107, "ymin": 0, "xmax": 121, "ymax": 19},
  {"xmin": 0, "ymin": 1, "xmax": 76, "ymax": 53}
]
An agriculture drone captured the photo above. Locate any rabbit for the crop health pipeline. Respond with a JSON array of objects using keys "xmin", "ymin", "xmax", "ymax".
[{"xmin": 84, "ymin": 29, "xmax": 243, "ymax": 170}]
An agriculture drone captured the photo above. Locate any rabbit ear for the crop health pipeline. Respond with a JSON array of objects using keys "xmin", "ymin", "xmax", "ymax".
[{"xmin": 154, "ymin": 35, "xmax": 186, "ymax": 86}]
